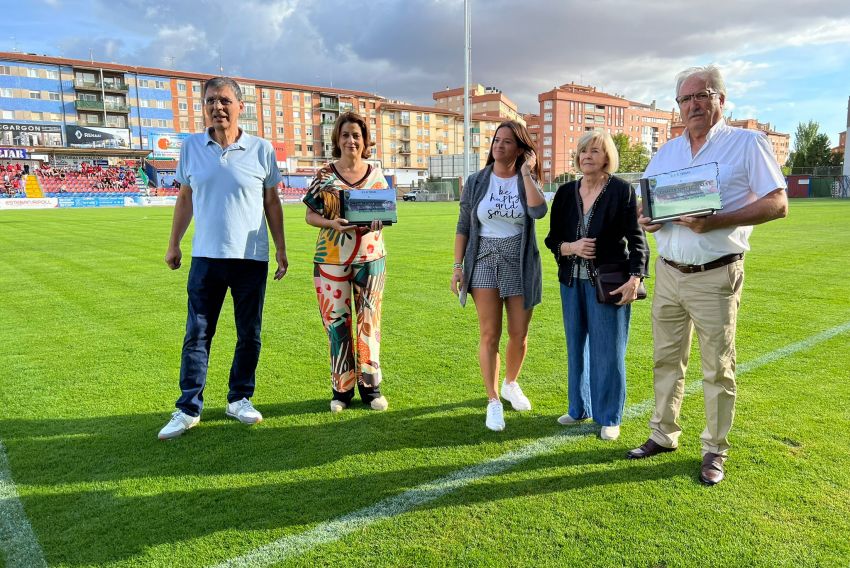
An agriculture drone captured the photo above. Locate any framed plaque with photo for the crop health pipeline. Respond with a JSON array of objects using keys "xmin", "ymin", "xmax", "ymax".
[
  {"xmin": 640, "ymin": 162, "xmax": 722, "ymax": 223},
  {"xmin": 342, "ymin": 188, "xmax": 398, "ymax": 226}
]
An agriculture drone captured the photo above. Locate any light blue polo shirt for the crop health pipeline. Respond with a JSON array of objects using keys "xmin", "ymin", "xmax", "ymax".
[{"xmin": 175, "ymin": 128, "xmax": 283, "ymax": 261}]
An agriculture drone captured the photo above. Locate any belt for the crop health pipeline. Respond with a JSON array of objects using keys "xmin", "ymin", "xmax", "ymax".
[{"xmin": 662, "ymin": 253, "xmax": 743, "ymax": 274}]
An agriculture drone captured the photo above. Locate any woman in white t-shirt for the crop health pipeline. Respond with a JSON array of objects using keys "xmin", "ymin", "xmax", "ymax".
[{"xmin": 451, "ymin": 121, "xmax": 548, "ymax": 431}]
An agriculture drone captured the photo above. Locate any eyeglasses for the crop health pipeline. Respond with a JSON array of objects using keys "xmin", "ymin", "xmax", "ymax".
[
  {"xmin": 204, "ymin": 97, "xmax": 236, "ymax": 106},
  {"xmin": 676, "ymin": 90, "xmax": 718, "ymax": 105}
]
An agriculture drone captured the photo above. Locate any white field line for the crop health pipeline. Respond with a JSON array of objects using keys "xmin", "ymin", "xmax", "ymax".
[
  {"xmin": 212, "ymin": 320, "xmax": 850, "ymax": 568},
  {"xmin": 0, "ymin": 441, "xmax": 48, "ymax": 568}
]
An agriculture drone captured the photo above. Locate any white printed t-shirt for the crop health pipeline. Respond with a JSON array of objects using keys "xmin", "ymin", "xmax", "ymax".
[{"xmin": 477, "ymin": 173, "xmax": 524, "ymax": 238}]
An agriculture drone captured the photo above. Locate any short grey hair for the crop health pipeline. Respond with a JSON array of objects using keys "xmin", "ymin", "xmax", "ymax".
[
  {"xmin": 203, "ymin": 76, "xmax": 242, "ymax": 101},
  {"xmin": 675, "ymin": 65, "xmax": 726, "ymax": 98}
]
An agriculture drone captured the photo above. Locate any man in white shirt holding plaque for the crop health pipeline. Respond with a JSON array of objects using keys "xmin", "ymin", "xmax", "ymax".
[{"xmin": 627, "ymin": 65, "xmax": 787, "ymax": 485}]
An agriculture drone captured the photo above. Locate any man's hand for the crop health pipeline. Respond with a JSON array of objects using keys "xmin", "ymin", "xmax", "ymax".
[
  {"xmin": 638, "ymin": 215, "xmax": 663, "ymax": 233},
  {"xmin": 673, "ymin": 214, "xmax": 715, "ymax": 233},
  {"xmin": 273, "ymin": 249, "xmax": 288, "ymax": 280},
  {"xmin": 165, "ymin": 245, "xmax": 182, "ymax": 270}
]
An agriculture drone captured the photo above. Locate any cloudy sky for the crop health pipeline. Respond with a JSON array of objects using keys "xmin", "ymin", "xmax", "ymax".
[{"xmin": 5, "ymin": 0, "xmax": 850, "ymax": 145}]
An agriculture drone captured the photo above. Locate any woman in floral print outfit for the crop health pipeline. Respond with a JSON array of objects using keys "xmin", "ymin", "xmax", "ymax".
[{"xmin": 303, "ymin": 112, "xmax": 390, "ymax": 412}]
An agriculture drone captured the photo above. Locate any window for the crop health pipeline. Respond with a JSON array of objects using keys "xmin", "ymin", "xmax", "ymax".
[
  {"xmin": 139, "ymin": 99, "xmax": 149, "ymax": 107},
  {"xmin": 264, "ymin": 125, "xmax": 272, "ymax": 136},
  {"xmin": 138, "ymin": 79, "xmax": 149, "ymax": 88},
  {"xmin": 192, "ymin": 84, "xmax": 201, "ymax": 94},
  {"xmin": 1, "ymin": 110, "xmax": 13, "ymax": 119},
  {"xmin": 261, "ymin": 90, "xmax": 269, "ymax": 100},
  {"xmin": 277, "ymin": 127, "xmax": 285, "ymax": 135},
  {"xmin": 275, "ymin": 91, "xmax": 282, "ymax": 101},
  {"xmin": 109, "ymin": 116, "xmax": 127, "ymax": 128},
  {"xmin": 29, "ymin": 91, "xmax": 41, "ymax": 99},
  {"xmin": 31, "ymin": 112, "xmax": 43, "ymax": 121},
  {"xmin": 194, "ymin": 120, "xmax": 204, "ymax": 131},
  {"xmin": 48, "ymin": 92, "xmax": 61, "ymax": 101},
  {"xmin": 293, "ymin": 93, "xmax": 300, "ymax": 103},
  {"xmin": 263, "ymin": 108, "xmax": 270, "ymax": 117},
  {"xmin": 543, "ymin": 148, "xmax": 552, "ymax": 158},
  {"xmin": 543, "ymin": 112, "xmax": 552, "ymax": 122},
  {"xmin": 155, "ymin": 81, "xmax": 166, "ymax": 89},
  {"xmin": 193, "ymin": 102, "xmax": 201, "ymax": 112},
  {"xmin": 157, "ymin": 100, "xmax": 168, "ymax": 109},
  {"xmin": 543, "ymin": 136, "xmax": 552, "ymax": 146},
  {"xmin": 27, "ymin": 68, "xmax": 39, "ymax": 78},
  {"xmin": 1, "ymin": 88, "xmax": 14, "ymax": 97},
  {"xmin": 141, "ymin": 118, "xmax": 152, "ymax": 127},
  {"xmin": 276, "ymin": 110, "xmax": 283, "ymax": 118},
  {"xmin": 0, "ymin": 65, "xmax": 11, "ymax": 75},
  {"xmin": 293, "ymin": 110, "xmax": 300, "ymax": 119},
  {"xmin": 157, "ymin": 119, "xmax": 168, "ymax": 127},
  {"xmin": 86, "ymin": 114, "xmax": 100, "ymax": 124},
  {"xmin": 178, "ymin": 102, "xmax": 188, "ymax": 111},
  {"xmin": 303, "ymin": 94, "xmax": 311, "ymax": 105},
  {"xmin": 305, "ymin": 127, "xmax": 313, "ymax": 136},
  {"xmin": 543, "ymin": 160, "xmax": 551, "ymax": 169},
  {"xmin": 177, "ymin": 83, "xmax": 186, "ymax": 92},
  {"xmin": 543, "ymin": 125, "xmax": 552, "ymax": 133},
  {"xmin": 294, "ymin": 127, "xmax": 301, "ymax": 136},
  {"xmin": 543, "ymin": 100, "xmax": 553, "ymax": 110}
]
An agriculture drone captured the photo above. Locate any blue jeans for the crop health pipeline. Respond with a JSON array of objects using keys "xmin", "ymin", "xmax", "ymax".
[
  {"xmin": 560, "ymin": 280, "xmax": 631, "ymax": 426},
  {"xmin": 176, "ymin": 257, "xmax": 268, "ymax": 417}
]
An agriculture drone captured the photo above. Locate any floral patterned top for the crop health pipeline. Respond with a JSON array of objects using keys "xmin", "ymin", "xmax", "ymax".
[{"xmin": 303, "ymin": 162, "xmax": 389, "ymax": 265}]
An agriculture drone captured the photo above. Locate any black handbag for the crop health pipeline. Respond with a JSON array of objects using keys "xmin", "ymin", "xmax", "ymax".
[{"xmin": 592, "ymin": 262, "xmax": 646, "ymax": 305}]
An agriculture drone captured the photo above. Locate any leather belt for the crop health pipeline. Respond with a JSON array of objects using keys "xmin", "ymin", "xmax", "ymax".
[{"xmin": 662, "ymin": 253, "xmax": 743, "ymax": 274}]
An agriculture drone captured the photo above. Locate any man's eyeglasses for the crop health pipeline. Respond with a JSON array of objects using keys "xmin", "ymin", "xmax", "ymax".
[
  {"xmin": 676, "ymin": 90, "xmax": 718, "ymax": 105},
  {"xmin": 205, "ymin": 97, "xmax": 236, "ymax": 106}
]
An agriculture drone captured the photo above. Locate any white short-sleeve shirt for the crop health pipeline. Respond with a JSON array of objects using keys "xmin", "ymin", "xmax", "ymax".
[
  {"xmin": 176, "ymin": 128, "xmax": 283, "ymax": 261},
  {"xmin": 643, "ymin": 119, "xmax": 786, "ymax": 265}
]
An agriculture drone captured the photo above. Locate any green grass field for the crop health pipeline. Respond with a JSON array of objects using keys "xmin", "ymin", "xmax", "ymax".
[{"xmin": 1, "ymin": 199, "xmax": 849, "ymax": 567}]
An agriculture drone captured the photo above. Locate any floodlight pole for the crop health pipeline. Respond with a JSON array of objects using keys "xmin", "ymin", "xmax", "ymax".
[{"xmin": 463, "ymin": 0, "xmax": 471, "ymax": 180}]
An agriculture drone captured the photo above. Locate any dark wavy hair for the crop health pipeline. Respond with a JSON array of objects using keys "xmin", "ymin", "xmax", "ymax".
[
  {"xmin": 485, "ymin": 120, "xmax": 541, "ymax": 179},
  {"xmin": 331, "ymin": 111, "xmax": 372, "ymax": 159}
]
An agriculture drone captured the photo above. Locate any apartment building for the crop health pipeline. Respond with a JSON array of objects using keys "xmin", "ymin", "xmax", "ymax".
[
  {"xmin": 0, "ymin": 52, "xmax": 382, "ymax": 170},
  {"xmin": 537, "ymin": 83, "xmax": 675, "ymax": 181},
  {"xmin": 433, "ymin": 84, "xmax": 524, "ymax": 124}
]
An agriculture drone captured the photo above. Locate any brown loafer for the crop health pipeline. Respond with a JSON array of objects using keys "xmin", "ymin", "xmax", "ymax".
[
  {"xmin": 699, "ymin": 452, "xmax": 726, "ymax": 485},
  {"xmin": 626, "ymin": 438, "xmax": 677, "ymax": 459}
]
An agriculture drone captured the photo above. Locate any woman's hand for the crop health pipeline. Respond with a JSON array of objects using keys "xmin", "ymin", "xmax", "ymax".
[
  {"xmin": 450, "ymin": 267, "xmax": 464, "ymax": 296},
  {"xmin": 612, "ymin": 275, "xmax": 642, "ymax": 305},
  {"xmin": 569, "ymin": 237, "xmax": 596, "ymax": 259},
  {"xmin": 329, "ymin": 217, "xmax": 356, "ymax": 232},
  {"xmin": 358, "ymin": 219, "xmax": 383, "ymax": 235},
  {"xmin": 520, "ymin": 151, "xmax": 537, "ymax": 176}
]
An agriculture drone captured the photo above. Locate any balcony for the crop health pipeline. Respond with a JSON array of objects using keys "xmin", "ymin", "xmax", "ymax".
[
  {"xmin": 318, "ymin": 99, "xmax": 339, "ymax": 111},
  {"xmin": 398, "ymin": 128, "xmax": 410, "ymax": 141},
  {"xmin": 74, "ymin": 100, "xmax": 130, "ymax": 113},
  {"xmin": 74, "ymin": 79, "xmax": 129, "ymax": 92},
  {"xmin": 242, "ymin": 111, "xmax": 258, "ymax": 120},
  {"xmin": 400, "ymin": 117, "xmax": 410, "ymax": 126},
  {"xmin": 398, "ymin": 146, "xmax": 411, "ymax": 154}
]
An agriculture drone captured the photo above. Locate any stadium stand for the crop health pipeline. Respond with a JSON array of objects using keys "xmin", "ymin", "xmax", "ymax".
[{"xmin": 37, "ymin": 164, "xmax": 143, "ymax": 198}]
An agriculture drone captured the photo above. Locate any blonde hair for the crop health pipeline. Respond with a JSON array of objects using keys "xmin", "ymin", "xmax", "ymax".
[{"xmin": 573, "ymin": 130, "xmax": 619, "ymax": 174}]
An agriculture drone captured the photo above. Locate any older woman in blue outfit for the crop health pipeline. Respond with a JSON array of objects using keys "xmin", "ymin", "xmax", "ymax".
[
  {"xmin": 544, "ymin": 131, "xmax": 648, "ymax": 441},
  {"xmin": 451, "ymin": 120, "xmax": 547, "ymax": 432}
]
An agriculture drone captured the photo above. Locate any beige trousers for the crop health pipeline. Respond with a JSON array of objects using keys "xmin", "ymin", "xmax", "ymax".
[{"xmin": 649, "ymin": 257, "xmax": 744, "ymax": 456}]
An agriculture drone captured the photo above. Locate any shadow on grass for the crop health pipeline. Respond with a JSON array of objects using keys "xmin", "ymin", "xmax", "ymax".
[{"xmin": 0, "ymin": 400, "xmax": 686, "ymax": 566}]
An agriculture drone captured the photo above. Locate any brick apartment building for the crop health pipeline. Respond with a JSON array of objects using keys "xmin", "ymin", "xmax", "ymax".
[
  {"xmin": 536, "ymin": 83, "xmax": 675, "ymax": 182},
  {"xmin": 670, "ymin": 117, "xmax": 790, "ymax": 166}
]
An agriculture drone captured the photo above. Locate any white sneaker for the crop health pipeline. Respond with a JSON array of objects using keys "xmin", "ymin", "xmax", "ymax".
[
  {"xmin": 485, "ymin": 400, "xmax": 505, "ymax": 431},
  {"xmin": 330, "ymin": 400, "xmax": 347, "ymax": 413},
  {"xmin": 501, "ymin": 379, "xmax": 532, "ymax": 411},
  {"xmin": 600, "ymin": 425, "xmax": 621, "ymax": 441},
  {"xmin": 370, "ymin": 396, "xmax": 389, "ymax": 411},
  {"xmin": 158, "ymin": 410, "xmax": 200, "ymax": 440},
  {"xmin": 557, "ymin": 414, "xmax": 586, "ymax": 426},
  {"xmin": 225, "ymin": 398, "xmax": 263, "ymax": 424}
]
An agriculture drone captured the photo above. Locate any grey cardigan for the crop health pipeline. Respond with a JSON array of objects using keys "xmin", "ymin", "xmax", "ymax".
[{"xmin": 455, "ymin": 164, "xmax": 548, "ymax": 310}]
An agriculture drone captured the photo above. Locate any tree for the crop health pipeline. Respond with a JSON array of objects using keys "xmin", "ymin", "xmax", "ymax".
[
  {"xmin": 788, "ymin": 120, "xmax": 842, "ymax": 170},
  {"xmin": 611, "ymin": 133, "xmax": 651, "ymax": 173}
]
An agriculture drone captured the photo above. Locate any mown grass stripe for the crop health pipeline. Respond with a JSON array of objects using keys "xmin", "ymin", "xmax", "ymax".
[
  {"xmin": 212, "ymin": 320, "xmax": 850, "ymax": 568},
  {"xmin": 0, "ymin": 441, "xmax": 47, "ymax": 568}
]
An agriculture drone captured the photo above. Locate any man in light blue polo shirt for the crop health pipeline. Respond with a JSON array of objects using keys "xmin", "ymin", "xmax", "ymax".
[{"xmin": 158, "ymin": 76, "xmax": 286, "ymax": 440}]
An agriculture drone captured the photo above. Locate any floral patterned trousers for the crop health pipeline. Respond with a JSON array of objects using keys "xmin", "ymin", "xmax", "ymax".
[{"xmin": 313, "ymin": 258, "xmax": 386, "ymax": 403}]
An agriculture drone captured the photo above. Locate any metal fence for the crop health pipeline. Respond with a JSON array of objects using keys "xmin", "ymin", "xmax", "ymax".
[{"xmin": 413, "ymin": 179, "xmax": 457, "ymax": 201}]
